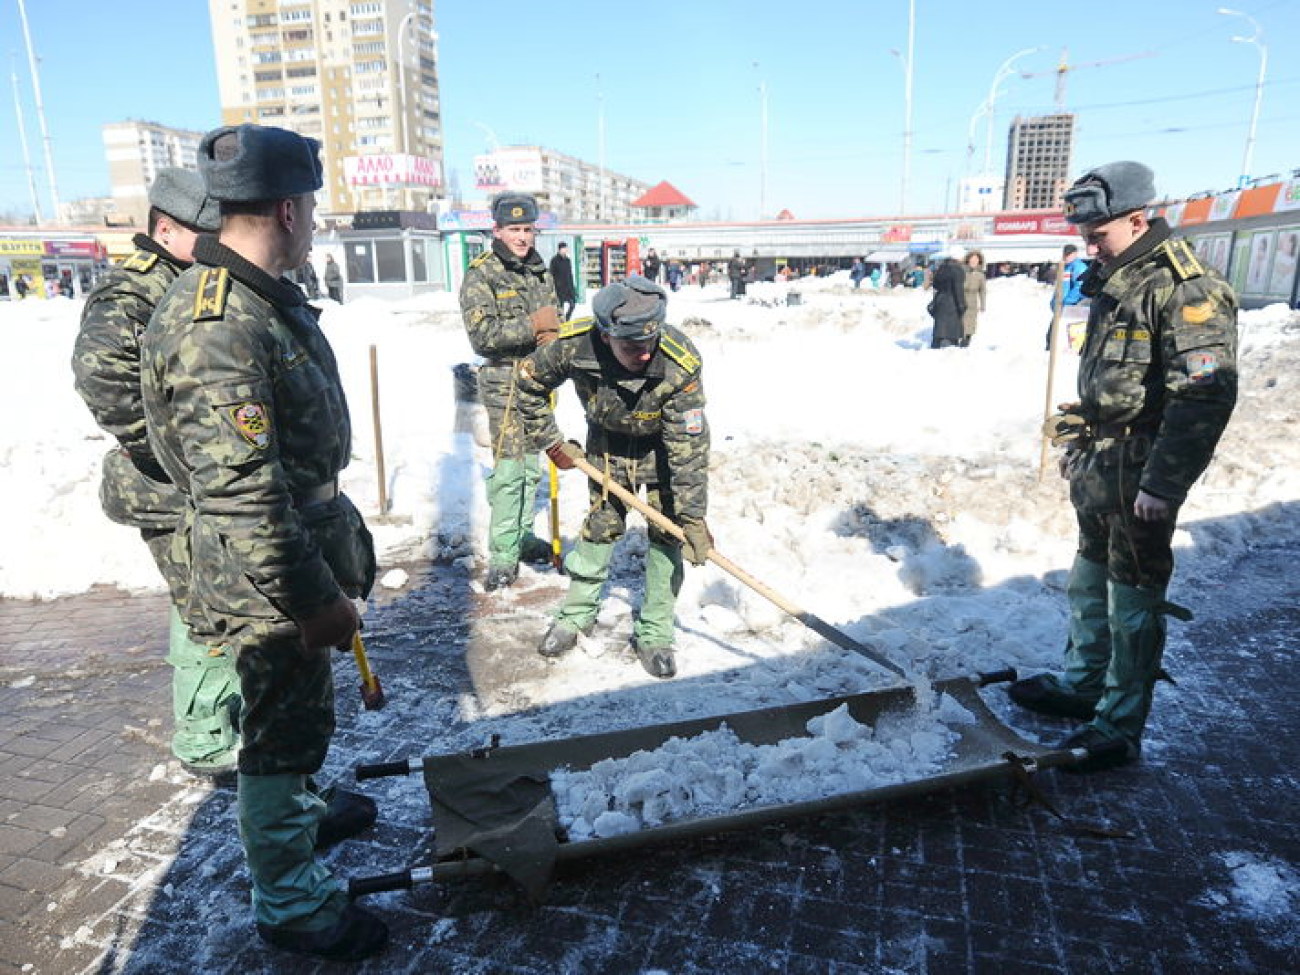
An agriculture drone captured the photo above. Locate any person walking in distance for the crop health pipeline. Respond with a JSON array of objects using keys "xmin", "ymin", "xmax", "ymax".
[
  {"xmin": 72, "ymin": 168, "xmax": 242, "ymax": 782},
  {"xmin": 459, "ymin": 192, "xmax": 562, "ymax": 590},
  {"xmin": 550, "ymin": 241, "xmax": 577, "ymax": 321},
  {"xmin": 1010, "ymin": 161, "xmax": 1238, "ymax": 772},
  {"xmin": 323, "ymin": 252, "xmax": 344, "ymax": 302},
  {"xmin": 141, "ymin": 124, "xmax": 386, "ymax": 960}
]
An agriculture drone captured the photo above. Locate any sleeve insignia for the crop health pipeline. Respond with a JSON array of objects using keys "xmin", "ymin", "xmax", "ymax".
[
  {"xmin": 229, "ymin": 402, "xmax": 271, "ymax": 449},
  {"xmin": 1186, "ymin": 351, "xmax": 1219, "ymax": 385},
  {"xmin": 193, "ymin": 267, "xmax": 231, "ymax": 322},
  {"xmin": 683, "ymin": 408, "xmax": 705, "ymax": 435},
  {"xmin": 469, "ymin": 307, "xmax": 486, "ymax": 324},
  {"xmin": 1182, "ymin": 302, "xmax": 1215, "ymax": 325}
]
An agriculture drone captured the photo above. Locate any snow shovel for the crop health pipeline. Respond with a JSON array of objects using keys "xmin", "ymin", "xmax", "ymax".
[{"xmin": 565, "ymin": 453, "xmax": 909, "ymax": 681}]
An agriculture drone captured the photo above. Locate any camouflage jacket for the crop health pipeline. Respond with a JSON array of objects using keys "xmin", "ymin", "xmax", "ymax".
[
  {"xmin": 459, "ymin": 239, "xmax": 557, "ymax": 361},
  {"xmin": 72, "ymin": 234, "xmax": 189, "ymax": 528},
  {"xmin": 515, "ymin": 318, "xmax": 710, "ymax": 521},
  {"xmin": 1075, "ymin": 218, "xmax": 1238, "ymax": 505},
  {"xmin": 141, "ymin": 235, "xmax": 354, "ymax": 619}
]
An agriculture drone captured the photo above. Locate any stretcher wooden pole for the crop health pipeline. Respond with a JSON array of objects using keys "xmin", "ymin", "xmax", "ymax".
[
  {"xmin": 1039, "ymin": 258, "xmax": 1069, "ymax": 481},
  {"xmin": 566, "ymin": 453, "xmax": 908, "ymax": 680},
  {"xmin": 369, "ymin": 344, "xmax": 389, "ymax": 515}
]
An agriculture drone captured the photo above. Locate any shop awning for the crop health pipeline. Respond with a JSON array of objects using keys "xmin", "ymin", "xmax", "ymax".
[
  {"xmin": 979, "ymin": 244, "xmax": 1071, "ymax": 263},
  {"xmin": 865, "ymin": 249, "xmax": 910, "ymax": 262}
]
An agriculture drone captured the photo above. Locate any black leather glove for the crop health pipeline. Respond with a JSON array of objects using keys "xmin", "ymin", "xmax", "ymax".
[{"xmin": 680, "ymin": 518, "xmax": 713, "ymax": 566}]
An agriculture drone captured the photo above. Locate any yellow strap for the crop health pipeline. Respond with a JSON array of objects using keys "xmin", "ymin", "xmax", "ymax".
[
  {"xmin": 659, "ymin": 333, "xmax": 700, "ymax": 372},
  {"xmin": 559, "ymin": 316, "xmax": 594, "ymax": 339},
  {"xmin": 192, "ymin": 267, "xmax": 230, "ymax": 322},
  {"xmin": 1161, "ymin": 239, "xmax": 1203, "ymax": 281}
]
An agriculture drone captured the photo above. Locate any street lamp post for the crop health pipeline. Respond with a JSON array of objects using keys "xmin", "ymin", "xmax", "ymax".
[
  {"xmin": 753, "ymin": 62, "xmax": 768, "ymax": 220},
  {"xmin": 1217, "ymin": 7, "xmax": 1267, "ymax": 185},
  {"xmin": 16, "ymin": 0, "xmax": 59, "ymax": 224},
  {"xmin": 901, "ymin": 0, "xmax": 915, "ymax": 215},
  {"xmin": 396, "ymin": 9, "xmax": 418, "ymax": 211}
]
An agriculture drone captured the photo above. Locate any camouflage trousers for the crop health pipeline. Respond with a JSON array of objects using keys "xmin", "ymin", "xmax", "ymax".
[
  {"xmin": 1074, "ymin": 506, "xmax": 1178, "ymax": 590},
  {"xmin": 478, "ymin": 361, "xmax": 532, "ymax": 461},
  {"xmin": 579, "ymin": 455, "xmax": 682, "ymax": 549}
]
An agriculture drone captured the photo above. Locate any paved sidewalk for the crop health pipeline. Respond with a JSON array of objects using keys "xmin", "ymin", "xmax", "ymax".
[{"xmin": 1, "ymin": 551, "xmax": 1298, "ymax": 974}]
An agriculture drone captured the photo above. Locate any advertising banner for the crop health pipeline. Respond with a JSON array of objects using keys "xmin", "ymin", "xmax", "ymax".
[
  {"xmin": 473, "ymin": 148, "xmax": 543, "ymax": 193},
  {"xmin": 344, "ymin": 153, "xmax": 442, "ymax": 187},
  {"xmin": 993, "ymin": 214, "xmax": 1072, "ymax": 235}
]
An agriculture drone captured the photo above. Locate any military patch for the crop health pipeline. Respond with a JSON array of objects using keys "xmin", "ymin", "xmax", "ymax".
[
  {"xmin": 469, "ymin": 307, "xmax": 486, "ymax": 324},
  {"xmin": 122, "ymin": 250, "xmax": 158, "ymax": 273},
  {"xmin": 193, "ymin": 267, "xmax": 230, "ymax": 322},
  {"xmin": 1186, "ymin": 351, "xmax": 1219, "ymax": 385},
  {"xmin": 228, "ymin": 402, "xmax": 271, "ymax": 449},
  {"xmin": 1182, "ymin": 302, "xmax": 1215, "ymax": 324},
  {"xmin": 631, "ymin": 410, "xmax": 662, "ymax": 422},
  {"xmin": 680, "ymin": 380, "xmax": 700, "ymax": 395},
  {"xmin": 495, "ymin": 288, "xmax": 519, "ymax": 300},
  {"xmin": 510, "ymin": 205, "xmax": 525, "ymax": 219},
  {"xmin": 683, "ymin": 408, "xmax": 705, "ymax": 435}
]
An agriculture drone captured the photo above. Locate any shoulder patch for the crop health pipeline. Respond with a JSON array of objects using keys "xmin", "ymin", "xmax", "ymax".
[
  {"xmin": 1182, "ymin": 301, "xmax": 1215, "ymax": 325},
  {"xmin": 559, "ymin": 315, "xmax": 595, "ymax": 340},
  {"xmin": 1161, "ymin": 239, "xmax": 1204, "ymax": 282},
  {"xmin": 659, "ymin": 333, "xmax": 701, "ymax": 373},
  {"xmin": 228, "ymin": 402, "xmax": 272, "ymax": 449},
  {"xmin": 193, "ymin": 267, "xmax": 230, "ymax": 322},
  {"xmin": 121, "ymin": 250, "xmax": 158, "ymax": 274}
]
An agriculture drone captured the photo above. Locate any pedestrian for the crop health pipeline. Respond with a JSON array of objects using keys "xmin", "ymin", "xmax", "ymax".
[
  {"xmin": 666, "ymin": 258, "xmax": 684, "ymax": 291},
  {"xmin": 514, "ymin": 276, "xmax": 711, "ymax": 679},
  {"xmin": 297, "ymin": 253, "xmax": 321, "ymax": 299},
  {"xmin": 927, "ymin": 250, "xmax": 966, "ymax": 349},
  {"xmin": 642, "ymin": 247, "xmax": 662, "ymax": 283},
  {"xmin": 727, "ymin": 250, "xmax": 747, "ymax": 299},
  {"xmin": 459, "ymin": 192, "xmax": 561, "ymax": 590},
  {"xmin": 141, "ymin": 124, "xmax": 386, "ymax": 960},
  {"xmin": 323, "ymin": 252, "xmax": 344, "ymax": 302},
  {"xmin": 1045, "ymin": 243, "xmax": 1091, "ymax": 350},
  {"xmin": 850, "ymin": 257, "xmax": 867, "ymax": 289},
  {"xmin": 14, "ymin": 273, "xmax": 29, "ymax": 299},
  {"xmin": 870, "ymin": 265, "xmax": 883, "ymax": 289},
  {"xmin": 72, "ymin": 168, "xmax": 242, "ymax": 781},
  {"xmin": 1009, "ymin": 161, "xmax": 1238, "ymax": 772},
  {"xmin": 549, "ymin": 241, "xmax": 577, "ymax": 321},
  {"xmin": 960, "ymin": 249, "xmax": 987, "ymax": 347}
]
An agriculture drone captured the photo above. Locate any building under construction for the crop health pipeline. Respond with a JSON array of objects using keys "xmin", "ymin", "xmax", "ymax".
[{"xmin": 1003, "ymin": 113, "xmax": 1076, "ymax": 211}]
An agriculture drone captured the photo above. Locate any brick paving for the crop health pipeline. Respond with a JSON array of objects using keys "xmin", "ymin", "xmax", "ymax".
[{"xmin": 1, "ymin": 550, "xmax": 1298, "ymax": 974}]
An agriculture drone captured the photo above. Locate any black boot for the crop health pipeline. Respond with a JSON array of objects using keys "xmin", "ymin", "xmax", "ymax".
[
  {"xmin": 1058, "ymin": 725, "xmax": 1135, "ymax": 774},
  {"xmin": 315, "ymin": 788, "xmax": 378, "ymax": 850},
  {"xmin": 484, "ymin": 563, "xmax": 518, "ymax": 591},
  {"xmin": 257, "ymin": 902, "xmax": 388, "ymax": 961},
  {"xmin": 1008, "ymin": 674, "xmax": 1098, "ymax": 720},
  {"xmin": 634, "ymin": 640, "xmax": 676, "ymax": 679}
]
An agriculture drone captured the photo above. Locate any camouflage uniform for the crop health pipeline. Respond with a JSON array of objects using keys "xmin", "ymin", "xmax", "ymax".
[
  {"xmin": 71, "ymin": 233, "xmax": 240, "ymax": 768},
  {"xmin": 1058, "ymin": 218, "xmax": 1237, "ymax": 755},
  {"xmin": 459, "ymin": 239, "xmax": 558, "ymax": 571},
  {"xmin": 515, "ymin": 317, "xmax": 709, "ymax": 650},
  {"xmin": 142, "ymin": 234, "xmax": 374, "ymax": 778}
]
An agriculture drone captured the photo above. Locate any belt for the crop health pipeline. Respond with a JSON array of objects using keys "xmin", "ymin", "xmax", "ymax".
[
  {"xmin": 1092, "ymin": 421, "xmax": 1154, "ymax": 441},
  {"xmin": 294, "ymin": 479, "xmax": 339, "ymax": 507},
  {"xmin": 481, "ymin": 357, "xmax": 520, "ymax": 368}
]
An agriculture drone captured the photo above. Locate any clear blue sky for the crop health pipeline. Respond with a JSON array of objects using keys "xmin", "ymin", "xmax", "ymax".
[{"xmin": 1, "ymin": 0, "xmax": 1297, "ymax": 222}]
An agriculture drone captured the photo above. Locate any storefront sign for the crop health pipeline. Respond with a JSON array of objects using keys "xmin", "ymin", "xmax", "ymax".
[
  {"xmin": 993, "ymin": 214, "xmax": 1073, "ymax": 235},
  {"xmin": 44, "ymin": 239, "xmax": 103, "ymax": 258},
  {"xmin": 0, "ymin": 238, "xmax": 45, "ymax": 256}
]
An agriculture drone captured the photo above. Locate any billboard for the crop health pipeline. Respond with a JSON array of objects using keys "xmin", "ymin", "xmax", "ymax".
[
  {"xmin": 473, "ymin": 148, "xmax": 544, "ymax": 193},
  {"xmin": 344, "ymin": 153, "xmax": 442, "ymax": 188}
]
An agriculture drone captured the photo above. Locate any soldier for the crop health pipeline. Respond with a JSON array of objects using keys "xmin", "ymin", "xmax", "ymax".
[
  {"xmin": 459, "ymin": 192, "xmax": 561, "ymax": 590},
  {"xmin": 141, "ymin": 125, "xmax": 386, "ymax": 960},
  {"xmin": 322, "ymin": 252, "xmax": 343, "ymax": 302},
  {"xmin": 1010, "ymin": 161, "xmax": 1238, "ymax": 772},
  {"xmin": 514, "ymin": 276, "xmax": 711, "ymax": 679},
  {"xmin": 71, "ymin": 168, "xmax": 242, "ymax": 781}
]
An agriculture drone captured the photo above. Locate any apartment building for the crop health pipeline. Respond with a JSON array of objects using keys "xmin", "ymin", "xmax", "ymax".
[
  {"xmin": 1002, "ymin": 113, "xmax": 1075, "ymax": 211},
  {"xmin": 473, "ymin": 146, "xmax": 651, "ymax": 224},
  {"xmin": 101, "ymin": 120, "xmax": 206, "ymax": 228},
  {"xmin": 207, "ymin": 0, "xmax": 444, "ymax": 215}
]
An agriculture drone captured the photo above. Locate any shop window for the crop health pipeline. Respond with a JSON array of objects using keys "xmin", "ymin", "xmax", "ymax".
[
  {"xmin": 411, "ymin": 240, "xmax": 428, "ymax": 282},
  {"xmin": 376, "ymin": 239, "xmax": 404, "ymax": 282},
  {"xmin": 346, "ymin": 241, "xmax": 375, "ymax": 283}
]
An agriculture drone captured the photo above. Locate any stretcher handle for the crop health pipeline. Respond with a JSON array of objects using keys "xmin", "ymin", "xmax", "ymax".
[
  {"xmin": 349, "ymin": 870, "xmax": 415, "ymax": 898},
  {"xmin": 355, "ymin": 759, "xmax": 418, "ymax": 781},
  {"xmin": 975, "ymin": 668, "xmax": 1017, "ymax": 687}
]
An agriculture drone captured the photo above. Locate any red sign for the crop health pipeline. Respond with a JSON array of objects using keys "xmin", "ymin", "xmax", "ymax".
[
  {"xmin": 44, "ymin": 239, "xmax": 101, "ymax": 258},
  {"xmin": 994, "ymin": 214, "xmax": 1074, "ymax": 236},
  {"xmin": 881, "ymin": 224, "xmax": 912, "ymax": 243}
]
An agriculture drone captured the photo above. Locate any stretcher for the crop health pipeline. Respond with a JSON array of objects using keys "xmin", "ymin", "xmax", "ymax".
[{"xmin": 347, "ymin": 670, "xmax": 1102, "ymax": 900}]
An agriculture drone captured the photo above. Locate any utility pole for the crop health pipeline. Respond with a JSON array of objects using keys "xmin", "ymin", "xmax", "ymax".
[
  {"xmin": 901, "ymin": 0, "xmax": 915, "ymax": 214},
  {"xmin": 16, "ymin": 0, "xmax": 59, "ymax": 224},
  {"xmin": 754, "ymin": 62, "xmax": 768, "ymax": 220},
  {"xmin": 10, "ymin": 54, "xmax": 42, "ymax": 225},
  {"xmin": 597, "ymin": 73, "xmax": 606, "ymax": 222},
  {"xmin": 1218, "ymin": 7, "xmax": 1268, "ymax": 185}
]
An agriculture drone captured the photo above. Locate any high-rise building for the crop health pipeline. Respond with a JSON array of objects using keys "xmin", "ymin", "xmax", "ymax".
[
  {"xmin": 1002, "ymin": 113, "xmax": 1075, "ymax": 211},
  {"xmin": 207, "ymin": 0, "xmax": 444, "ymax": 215},
  {"xmin": 472, "ymin": 146, "xmax": 651, "ymax": 224},
  {"xmin": 102, "ymin": 120, "xmax": 206, "ymax": 228}
]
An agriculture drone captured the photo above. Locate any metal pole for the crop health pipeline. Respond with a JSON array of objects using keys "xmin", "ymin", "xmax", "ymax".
[
  {"xmin": 597, "ymin": 74, "xmax": 606, "ymax": 222},
  {"xmin": 16, "ymin": 0, "xmax": 59, "ymax": 223},
  {"xmin": 369, "ymin": 345, "xmax": 389, "ymax": 515},
  {"xmin": 1218, "ymin": 8, "xmax": 1267, "ymax": 184},
  {"xmin": 900, "ymin": 0, "xmax": 915, "ymax": 214},
  {"xmin": 10, "ymin": 55, "xmax": 41, "ymax": 225},
  {"xmin": 397, "ymin": 10, "xmax": 415, "ymax": 211},
  {"xmin": 984, "ymin": 47, "xmax": 1041, "ymax": 174},
  {"xmin": 754, "ymin": 62, "xmax": 768, "ymax": 220}
]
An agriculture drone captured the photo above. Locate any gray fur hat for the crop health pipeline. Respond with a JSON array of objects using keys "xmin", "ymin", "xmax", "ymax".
[
  {"xmin": 1063, "ymin": 161, "xmax": 1156, "ymax": 225},
  {"xmin": 148, "ymin": 168, "xmax": 220, "ymax": 231},
  {"xmin": 198, "ymin": 124, "xmax": 323, "ymax": 202},
  {"xmin": 491, "ymin": 192, "xmax": 539, "ymax": 226},
  {"xmin": 593, "ymin": 275, "xmax": 667, "ymax": 341}
]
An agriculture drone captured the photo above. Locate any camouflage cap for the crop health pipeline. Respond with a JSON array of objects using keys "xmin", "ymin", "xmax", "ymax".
[
  {"xmin": 1063, "ymin": 161, "xmax": 1155, "ymax": 225},
  {"xmin": 149, "ymin": 168, "xmax": 220, "ymax": 232},
  {"xmin": 199, "ymin": 124, "xmax": 323, "ymax": 202},
  {"xmin": 593, "ymin": 275, "xmax": 667, "ymax": 341},
  {"xmin": 491, "ymin": 193, "xmax": 539, "ymax": 226}
]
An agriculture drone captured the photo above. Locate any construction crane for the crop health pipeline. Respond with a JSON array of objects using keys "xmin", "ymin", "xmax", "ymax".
[{"xmin": 1020, "ymin": 47, "xmax": 1157, "ymax": 110}]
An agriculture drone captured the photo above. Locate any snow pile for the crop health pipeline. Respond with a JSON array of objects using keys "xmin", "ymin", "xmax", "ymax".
[{"xmin": 551, "ymin": 696, "xmax": 977, "ymax": 840}]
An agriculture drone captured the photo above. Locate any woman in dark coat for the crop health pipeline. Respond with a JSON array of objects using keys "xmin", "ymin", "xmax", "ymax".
[{"xmin": 927, "ymin": 253, "xmax": 966, "ymax": 349}]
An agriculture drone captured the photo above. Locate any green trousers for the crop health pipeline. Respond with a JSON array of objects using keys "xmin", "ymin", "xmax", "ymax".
[
  {"xmin": 556, "ymin": 539, "xmax": 682, "ymax": 648},
  {"xmin": 1060, "ymin": 555, "xmax": 1110, "ymax": 702},
  {"xmin": 486, "ymin": 455, "xmax": 541, "ymax": 568},
  {"xmin": 237, "ymin": 772, "xmax": 344, "ymax": 929},
  {"xmin": 1091, "ymin": 581, "xmax": 1169, "ymax": 751},
  {"xmin": 165, "ymin": 606, "xmax": 241, "ymax": 767}
]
